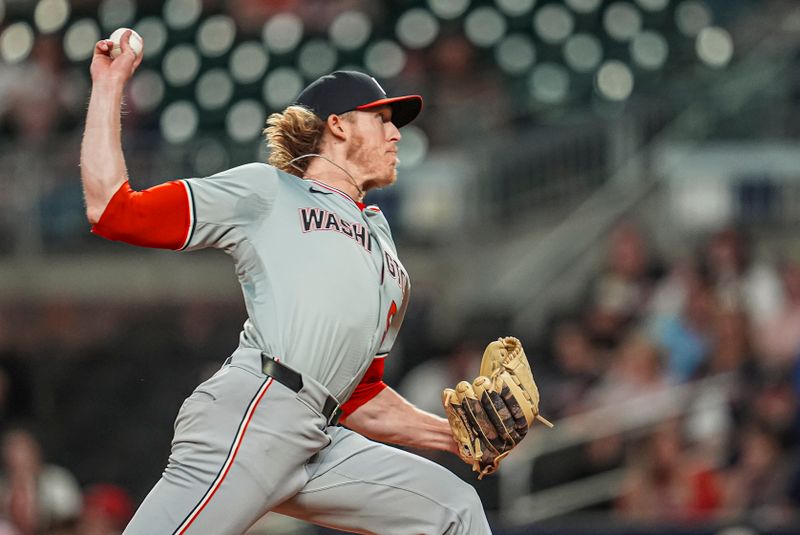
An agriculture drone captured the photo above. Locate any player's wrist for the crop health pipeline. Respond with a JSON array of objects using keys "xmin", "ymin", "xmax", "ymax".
[{"xmin": 91, "ymin": 77, "xmax": 127, "ymax": 95}]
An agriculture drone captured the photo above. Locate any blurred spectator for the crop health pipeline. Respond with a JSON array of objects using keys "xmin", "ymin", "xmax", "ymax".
[
  {"xmin": 754, "ymin": 260, "xmax": 800, "ymax": 369},
  {"xmin": 616, "ymin": 420, "xmax": 722, "ymax": 522},
  {"xmin": 646, "ymin": 258, "xmax": 702, "ymax": 322},
  {"xmin": 585, "ymin": 222, "xmax": 663, "ymax": 348},
  {"xmin": 585, "ymin": 332, "xmax": 669, "ymax": 410},
  {"xmin": 0, "ymin": 428, "xmax": 81, "ymax": 535},
  {"xmin": 545, "ymin": 318, "xmax": 602, "ymax": 418},
  {"xmin": 710, "ymin": 308, "xmax": 753, "ymax": 374},
  {"xmin": 651, "ymin": 267, "xmax": 717, "ymax": 382},
  {"xmin": 749, "ymin": 373, "xmax": 799, "ymax": 449},
  {"xmin": 77, "ymin": 484, "xmax": 134, "ymax": 535},
  {"xmin": 722, "ymin": 423, "xmax": 797, "ymax": 522},
  {"xmin": 680, "ymin": 308, "xmax": 749, "ymax": 461},
  {"xmin": 703, "ymin": 227, "xmax": 783, "ymax": 326}
]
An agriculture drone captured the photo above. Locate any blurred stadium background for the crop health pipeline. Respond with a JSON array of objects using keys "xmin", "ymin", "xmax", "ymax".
[{"xmin": 1, "ymin": 0, "xmax": 800, "ymax": 533}]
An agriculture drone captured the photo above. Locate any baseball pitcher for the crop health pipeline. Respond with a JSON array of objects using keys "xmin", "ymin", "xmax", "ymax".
[{"xmin": 80, "ymin": 31, "xmax": 548, "ymax": 535}]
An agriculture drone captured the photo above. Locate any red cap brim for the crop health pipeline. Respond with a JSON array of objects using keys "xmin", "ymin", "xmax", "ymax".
[{"xmin": 356, "ymin": 95, "xmax": 423, "ymax": 128}]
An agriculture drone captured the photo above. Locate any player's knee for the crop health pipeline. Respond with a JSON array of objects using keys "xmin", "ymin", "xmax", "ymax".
[{"xmin": 440, "ymin": 479, "xmax": 489, "ymax": 534}]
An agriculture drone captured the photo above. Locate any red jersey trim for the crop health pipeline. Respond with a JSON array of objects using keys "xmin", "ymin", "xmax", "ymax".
[
  {"xmin": 339, "ymin": 356, "xmax": 387, "ymax": 423},
  {"xmin": 91, "ymin": 180, "xmax": 192, "ymax": 250},
  {"xmin": 178, "ymin": 180, "xmax": 196, "ymax": 250}
]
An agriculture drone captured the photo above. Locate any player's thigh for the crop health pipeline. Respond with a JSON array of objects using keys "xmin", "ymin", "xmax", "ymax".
[
  {"xmin": 124, "ymin": 366, "xmax": 329, "ymax": 535},
  {"xmin": 275, "ymin": 427, "xmax": 491, "ymax": 535}
]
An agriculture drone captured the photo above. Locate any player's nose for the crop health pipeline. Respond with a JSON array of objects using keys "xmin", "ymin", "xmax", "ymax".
[{"xmin": 386, "ymin": 121, "xmax": 401, "ymax": 142}]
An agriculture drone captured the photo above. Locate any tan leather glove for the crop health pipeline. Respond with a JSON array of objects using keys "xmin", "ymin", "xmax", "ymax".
[{"xmin": 442, "ymin": 337, "xmax": 553, "ymax": 479}]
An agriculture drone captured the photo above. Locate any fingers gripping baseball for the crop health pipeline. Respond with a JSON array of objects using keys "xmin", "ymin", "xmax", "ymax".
[{"xmin": 90, "ymin": 29, "xmax": 143, "ymax": 86}]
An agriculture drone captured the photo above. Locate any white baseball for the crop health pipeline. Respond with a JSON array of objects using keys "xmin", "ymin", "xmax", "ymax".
[{"xmin": 109, "ymin": 28, "xmax": 143, "ymax": 59}]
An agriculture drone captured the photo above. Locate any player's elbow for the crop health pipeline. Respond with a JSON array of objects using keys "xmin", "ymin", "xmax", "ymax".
[
  {"xmin": 86, "ymin": 205, "xmax": 104, "ymax": 225},
  {"xmin": 84, "ymin": 189, "xmax": 117, "ymax": 224}
]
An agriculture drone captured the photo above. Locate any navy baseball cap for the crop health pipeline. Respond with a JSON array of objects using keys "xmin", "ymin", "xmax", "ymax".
[{"xmin": 295, "ymin": 71, "xmax": 422, "ymax": 128}]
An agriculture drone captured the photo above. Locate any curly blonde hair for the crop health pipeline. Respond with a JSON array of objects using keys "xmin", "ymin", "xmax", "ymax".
[{"xmin": 263, "ymin": 106, "xmax": 326, "ymax": 177}]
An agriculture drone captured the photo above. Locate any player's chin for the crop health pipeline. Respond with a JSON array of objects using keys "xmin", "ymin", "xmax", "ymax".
[{"xmin": 377, "ymin": 165, "xmax": 397, "ymax": 186}]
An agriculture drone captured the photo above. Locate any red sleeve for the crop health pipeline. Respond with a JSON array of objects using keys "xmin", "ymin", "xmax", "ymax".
[
  {"xmin": 91, "ymin": 180, "xmax": 192, "ymax": 250},
  {"xmin": 339, "ymin": 357, "xmax": 388, "ymax": 423}
]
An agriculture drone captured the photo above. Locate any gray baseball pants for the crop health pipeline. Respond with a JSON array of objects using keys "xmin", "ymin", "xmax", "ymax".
[{"xmin": 122, "ymin": 348, "xmax": 491, "ymax": 535}]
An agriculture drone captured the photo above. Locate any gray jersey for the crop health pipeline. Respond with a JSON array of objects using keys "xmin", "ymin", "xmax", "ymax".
[
  {"xmin": 180, "ymin": 163, "xmax": 410, "ymax": 402},
  {"xmin": 118, "ymin": 164, "xmax": 492, "ymax": 535}
]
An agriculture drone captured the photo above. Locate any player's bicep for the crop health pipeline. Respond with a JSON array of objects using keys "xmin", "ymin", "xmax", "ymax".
[{"xmin": 91, "ymin": 180, "xmax": 193, "ymax": 249}]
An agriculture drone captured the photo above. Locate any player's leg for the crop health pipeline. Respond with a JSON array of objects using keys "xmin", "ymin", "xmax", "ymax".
[
  {"xmin": 123, "ymin": 354, "xmax": 331, "ymax": 535},
  {"xmin": 274, "ymin": 426, "xmax": 492, "ymax": 535}
]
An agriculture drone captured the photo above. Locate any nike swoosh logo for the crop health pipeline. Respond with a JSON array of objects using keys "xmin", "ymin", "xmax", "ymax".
[{"xmin": 309, "ymin": 186, "xmax": 333, "ymax": 195}]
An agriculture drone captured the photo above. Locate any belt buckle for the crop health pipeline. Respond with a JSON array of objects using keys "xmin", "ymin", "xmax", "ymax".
[
  {"xmin": 326, "ymin": 402, "xmax": 342, "ymax": 427},
  {"xmin": 327, "ymin": 405, "xmax": 342, "ymax": 427}
]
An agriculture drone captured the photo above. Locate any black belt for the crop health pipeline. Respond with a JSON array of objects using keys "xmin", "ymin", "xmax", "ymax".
[{"xmin": 260, "ymin": 354, "xmax": 341, "ymax": 426}]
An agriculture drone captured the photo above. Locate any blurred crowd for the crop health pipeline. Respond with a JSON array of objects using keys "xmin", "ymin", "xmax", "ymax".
[
  {"xmin": 549, "ymin": 222, "xmax": 800, "ymax": 525},
  {"xmin": 0, "ymin": 426, "xmax": 133, "ymax": 535},
  {"xmin": 400, "ymin": 223, "xmax": 800, "ymax": 528}
]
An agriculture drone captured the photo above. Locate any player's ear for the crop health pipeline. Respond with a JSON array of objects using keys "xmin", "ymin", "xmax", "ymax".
[{"xmin": 326, "ymin": 114, "xmax": 348, "ymax": 141}]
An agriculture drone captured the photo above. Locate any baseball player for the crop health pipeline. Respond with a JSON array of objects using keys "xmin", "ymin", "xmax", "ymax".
[{"xmin": 80, "ymin": 31, "xmax": 491, "ymax": 534}]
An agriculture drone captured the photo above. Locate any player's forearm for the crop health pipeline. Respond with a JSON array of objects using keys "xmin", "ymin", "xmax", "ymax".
[
  {"xmin": 345, "ymin": 387, "xmax": 458, "ymax": 454},
  {"xmin": 80, "ymin": 81, "xmax": 128, "ymax": 223}
]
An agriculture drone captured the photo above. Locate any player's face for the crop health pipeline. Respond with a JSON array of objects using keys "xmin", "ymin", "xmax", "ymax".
[{"xmin": 345, "ymin": 106, "xmax": 401, "ymax": 190}]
